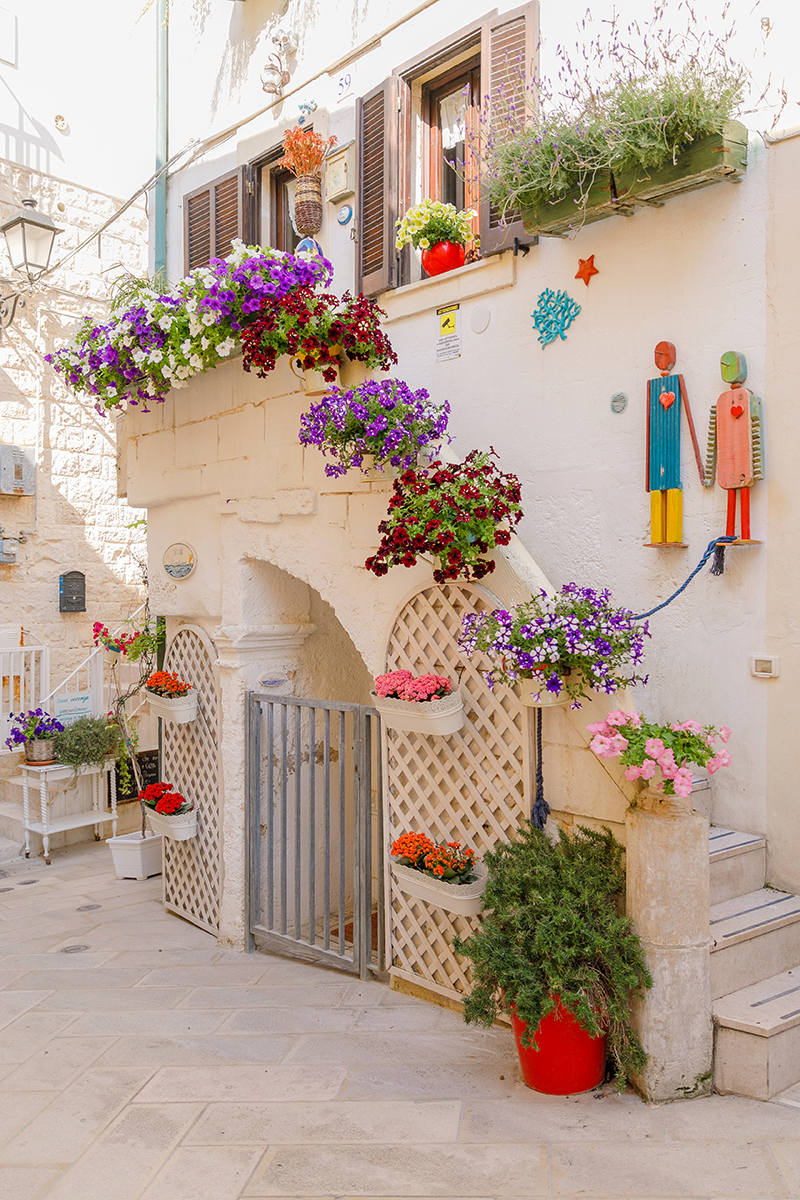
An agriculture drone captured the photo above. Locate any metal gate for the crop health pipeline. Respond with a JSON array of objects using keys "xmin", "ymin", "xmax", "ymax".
[{"xmin": 246, "ymin": 693, "xmax": 384, "ymax": 979}]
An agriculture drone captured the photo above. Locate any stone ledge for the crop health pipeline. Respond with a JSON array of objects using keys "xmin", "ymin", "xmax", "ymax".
[{"xmin": 381, "ymin": 252, "xmax": 517, "ymax": 322}]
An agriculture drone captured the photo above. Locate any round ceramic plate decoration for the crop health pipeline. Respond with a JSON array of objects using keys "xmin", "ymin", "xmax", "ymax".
[{"xmin": 163, "ymin": 542, "xmax": 196, "ymax": 580}]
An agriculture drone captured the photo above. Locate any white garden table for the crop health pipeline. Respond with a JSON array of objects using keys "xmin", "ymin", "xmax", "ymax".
[{"xmin": 21, "ymin": 759, "xmax": 118, "ymax": 863}]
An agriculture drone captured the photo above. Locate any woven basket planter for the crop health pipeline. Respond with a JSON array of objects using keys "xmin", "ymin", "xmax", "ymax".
[
  {"xmin": 24, "ymin": 738, "xmax": 57, "ymax": 765},
  {"xmin": 371, "ymin": 687, "xmax": 464, "ymax": 735},
  {"xmin": 391, "ymin": 859, "xmax": 488, "ymax": 916},
  {"xmin": 294, "ymin": 174, "xmax": 323, "ymax": 235},
  {"xmin": 146, "ymin": 808, "xmax": 197, "ymax": 841},
  {"xmin": 145, "ymin": 690, "xmax": 198, "ymax": 724}
]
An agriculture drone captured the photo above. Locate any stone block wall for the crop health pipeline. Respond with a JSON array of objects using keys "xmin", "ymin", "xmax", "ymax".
[{"xmin": 0, "ymin": 160, "xmax": 147, "ymax": 693}]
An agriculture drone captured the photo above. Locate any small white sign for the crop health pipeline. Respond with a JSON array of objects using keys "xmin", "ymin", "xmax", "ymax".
[
  {"xmin": 53, "ymin": 691, "xmax": 93, "ymax": 725},
  {"xmin": 436, "ymin": 304, "xmax": 461, "ymax": 362}
]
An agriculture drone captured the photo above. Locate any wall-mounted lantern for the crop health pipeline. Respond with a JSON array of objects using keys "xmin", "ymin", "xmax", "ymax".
[{"xmin": 0, "ymin": 197, "xmax": 63, "ymax": 338}]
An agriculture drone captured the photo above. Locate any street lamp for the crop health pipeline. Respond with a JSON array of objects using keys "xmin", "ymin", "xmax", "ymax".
[
  {"xmin": 0, "ymin": 197, "xmax": 62, "ymax": 338},
  {"xmin": 1, "ymin": 198, "xmax": 61, "ymax": 284}
]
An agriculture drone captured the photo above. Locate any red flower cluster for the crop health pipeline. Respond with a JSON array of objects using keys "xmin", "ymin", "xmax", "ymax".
[
  {"xmin": 365, "ymin": 450, "xmax": 523, "ymax": 583},
  {"xmin": 240, "ymin": 289, "xmax": 396, "ymax": 382},
  {"xmin": 145, "ymin": 671, "xmax": 191, "ymax": 698},
  {"xmin": 391, "ymin": 831, "xmax": 478, "ymax": 882},
  {"xmin": 139, "ymin": 780, "xmax": 192, "ymax": 816},
  {"xmin": 391, "ymin": 831, "xmax": 435, "ymax": 868}
]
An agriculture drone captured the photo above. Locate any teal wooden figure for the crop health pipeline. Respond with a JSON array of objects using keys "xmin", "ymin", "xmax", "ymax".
[{"xmin": 646, "ymin": 341, "xmax": 704, "ymax": 545}]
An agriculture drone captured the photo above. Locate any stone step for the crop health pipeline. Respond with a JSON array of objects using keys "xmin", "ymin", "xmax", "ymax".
[
  {"xmin": 713, "ymin": 965, "xmax": 800, "ymax": 1099},
  {"xmin": 0, "ymin": 833, "xmax": 22, "ymax": 863},
  {"xmin": 709, "ymin": 826, "xmax": 766, "ymax": 905},
  {"xmin": 710, "ymin": 888, "xmax": 800, "ymax": 999}
]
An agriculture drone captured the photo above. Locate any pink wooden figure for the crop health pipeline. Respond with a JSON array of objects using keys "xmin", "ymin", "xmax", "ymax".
[{"xmin": 703, "ymin": 351, "xmax": 764, "ymax": 541}]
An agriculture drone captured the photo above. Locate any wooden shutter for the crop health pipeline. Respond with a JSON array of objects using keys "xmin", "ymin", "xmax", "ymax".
[
  {"xmin": 184, "ymin": 168, "xmax": 245, "ymax": 273},
  {"xmin": 357, "ymin": 77, "xmax": 405, "ymax": 296},
  {"xmin": 479, "ymin": 2, "xmax": 540, "ymax": 255}
]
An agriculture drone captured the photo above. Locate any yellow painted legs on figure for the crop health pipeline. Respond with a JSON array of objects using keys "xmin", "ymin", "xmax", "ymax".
[{"xmin": 650, "ymin": 489, "xmax": 683, "ymax": 545}]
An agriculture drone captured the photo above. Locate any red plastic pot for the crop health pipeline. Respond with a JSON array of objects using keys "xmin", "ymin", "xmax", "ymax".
[
  {"xmin": 421, "ymin": 240, "xmax": 466, "ymax": 277},
  {"xmin": 510, "ymin": 999, "xmax": 607, "ymax": 1094}
]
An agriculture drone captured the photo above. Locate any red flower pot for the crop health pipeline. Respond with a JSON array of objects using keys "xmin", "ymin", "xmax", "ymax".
[
  {"xmin": 421, "ymin": 241, "xmax": 466, "ymax": 277},
  {"xmin": 510, "ymin": 999, "xmax": 607, "ymax": 1094}
]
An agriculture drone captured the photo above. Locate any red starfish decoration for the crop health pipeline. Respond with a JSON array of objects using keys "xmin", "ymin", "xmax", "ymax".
[{"xmin": 575, "ymin": 255, "xmax": 599, "ymax": 286}]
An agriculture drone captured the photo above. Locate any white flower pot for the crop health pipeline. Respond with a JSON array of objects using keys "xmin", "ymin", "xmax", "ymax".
[
  {"xmin": 146, "ymin": 808, "xmax": 197, "ymax": 841},
  {"xmin": 107, "ymin": 829, "xmax": 163, "ymax": 880},
  {"xmin": 103, "ymin": 648, "xmax": 121, "ymax": 666},
  {"xmin": 515, "ymin": 672, "xmax": 584, "ymax": 708},
  {"xmin": 391, "ymin": 859, "xmax": 488, "ymax": 917},
  {"xmin": 371, "ymin": 687, "xmax": 464, "ymax": 734},
  {"xmin": 303, "ymin": 364, "xmax": 340, "ymax": 396},
  {"xmin": 145, "ymin": 690, "xmax": 198, "ymax": 723}
]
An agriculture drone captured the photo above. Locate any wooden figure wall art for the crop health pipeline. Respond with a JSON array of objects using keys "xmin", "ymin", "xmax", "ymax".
[
  {"xmin": 646, "ymin": 341, "xmax": 705, "ymax": 546},
  {"xmin": 703, "ymin": 351, "xmax": 764, "ymax": 542}
]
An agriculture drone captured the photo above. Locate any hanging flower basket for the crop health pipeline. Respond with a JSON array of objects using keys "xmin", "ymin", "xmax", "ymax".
[
  {"xmin": 371, "ymin": 687, "xmax": 464, "ymax": 735},
  {"xmin": 294, "ymin": 174, "xmax": 323, "ymax": 235},
  {"xmin": 146, "ymin": 690, "xmax": 198, "ymax": 723},
  {"xmin": 391, "ymin": 858, "xmax": 488, "ymax": 916},
  {"xmin": 146, "ymin": 808, "xmax": 197, "ymax": 841},
  {"xmin": 521, "ymin": 120, "xmax": 747, "ymax": 239}
]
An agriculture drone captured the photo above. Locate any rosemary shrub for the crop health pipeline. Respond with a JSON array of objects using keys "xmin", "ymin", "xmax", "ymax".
[
  {"xmin": 53, "ymin": 717, "xmax": 119, "ymax": 779},
  {"xmin": 453, "ymin": 823, "xmax": 651, "ymax": 1089}
]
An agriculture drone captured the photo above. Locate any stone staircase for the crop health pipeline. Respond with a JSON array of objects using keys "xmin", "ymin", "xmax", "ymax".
[{"xmin": 710, "ymin": 826, "xmax": 800, "ymax": 1101}]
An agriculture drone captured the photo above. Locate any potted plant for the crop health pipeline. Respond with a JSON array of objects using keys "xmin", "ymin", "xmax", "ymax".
[
  {"xmin": 53, "ymin": 716, "xmax": 119, "ymax": 778},
  {"xmin": 390, "ymin": 830, "xmax": 487, "ymax": 916},
  {"xmin": 93, "ymin": 621, "xmax": 133, "ymax": 665},
  {"xmin": 5, "ymin": 709, "xmax": 64, "ymax": 764},
  {"xmin": 365, "ymin": 450, "xmax": 523, "ymax": 583},
  {"xmin": 458, "ymin": 584, "xmax": 649, "ymax": 708},
  {"xmin": 45, "ymin": 242, "xmax": 332, "ymax": 411},
  {"xmin": 144, "ymin": 671, "xmax": 197, "ymax": 723},
  {"xmin": 299, "ymin": 378, "xmax": 449, "ymax": 478},
  {"xmin": 372, "ymin": 670, "xmax": 464, "ymax": 734},
  {"xmin": 140, "ymin": 781, "xmax": 197, "ymax": 841},
  {"xmin": 454, "ymin": 822, "xmax": 651, "ymax": 1094},
  {"xmin": 241, "ymin": 289, "xmax": 397, "ymax": 396},
  {"xmin": 277, "ymin": 127, "xmax": 337, "ymax": 236},
  {"xmin": 588, "ymin": 710, "xmax": 732, "ymax": 798},
  {"xmin": 395, "ymin": 201, "xmax": 476, "ymax": 276},
  {"xmin": 478, "ymin": 12, "xmax": 748, "ymax": 239}
]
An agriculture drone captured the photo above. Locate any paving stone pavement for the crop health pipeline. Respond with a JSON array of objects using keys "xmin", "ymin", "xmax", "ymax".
[{"xmin": 0, "ymin": 844, "xmax": 799, "ymax": 1200}]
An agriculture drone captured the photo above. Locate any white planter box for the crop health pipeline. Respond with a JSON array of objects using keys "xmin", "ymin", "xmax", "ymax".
[
  {"xmin": 145, "ymin": 690, "xmax": 198, "ymax": 723},
  {"xmin": 516, "ymin": 674, "xmax": 583, "ymax": 708},
  {"xmin": 146, "ymin": 808, "xmax": 197, "ymax": 841},
  {"xmin": 391, "ymin": 859, "xmax": 488, "ymax": 916},
  {"xmin": 371, "ymin": 687, "xmax": 464, "ymax": 734},
  {"xmin": 107, "ymin": 830, "xmax": 163, "ymax": 880}
]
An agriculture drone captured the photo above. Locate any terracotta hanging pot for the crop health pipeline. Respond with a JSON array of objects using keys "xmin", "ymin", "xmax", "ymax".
[
  {"xmin": 294, "ymin": 174, "xmax": 323, "ymax": 236},
  {"xmin": 421, "ymin": 241, "xmax": 466, "ymax": 277}
]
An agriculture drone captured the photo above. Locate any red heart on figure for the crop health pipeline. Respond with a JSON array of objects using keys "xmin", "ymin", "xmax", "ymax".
[
  {"xmin": 731, "ymin": 404, "xmax": 744, "ymax": 418},
  {"xmin": 660, "ymin": 391, "xmax": 675, "ymax": 409}
]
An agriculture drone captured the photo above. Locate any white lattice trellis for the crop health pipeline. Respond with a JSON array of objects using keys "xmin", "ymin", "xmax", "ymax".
[
  {"xmin": 162, "ymin": 626, "xmax": 222, "ymax": 934},
  {"xmin": 385, "ymin": 583, "xmax": 529, "ymax": 1000}
]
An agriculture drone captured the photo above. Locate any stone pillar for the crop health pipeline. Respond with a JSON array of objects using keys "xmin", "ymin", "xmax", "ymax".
[
  {"xmin": 626, "ymin": 790, "xmax": 712, "ymax": 1101},
  {"xmin": 214, "ymin": 624, "xmax": 315, "ymax": 950}
]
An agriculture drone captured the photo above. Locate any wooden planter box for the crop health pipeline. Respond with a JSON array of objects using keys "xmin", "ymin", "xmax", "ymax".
[{"xmin": 521, "ymin": 121, "xmax": 748, "ymax": 238}]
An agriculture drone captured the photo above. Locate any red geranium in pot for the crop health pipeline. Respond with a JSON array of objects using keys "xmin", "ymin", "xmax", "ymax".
[{"xmin": 453, "ymin": 822, "xmax": 651, "ymax": 1093}]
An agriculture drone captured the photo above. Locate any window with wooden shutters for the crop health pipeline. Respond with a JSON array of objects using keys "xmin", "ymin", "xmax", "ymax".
[
  {"xmin": 479, "ymin": 2, "xmax": 539, "ymax": 255},
  {"xmin": 184, "ymin": 168, "xmax": 245, "ymax": 273},
  {"xmin": 357, "ymin": 77, "xmax": 404, "ymax": 297}
]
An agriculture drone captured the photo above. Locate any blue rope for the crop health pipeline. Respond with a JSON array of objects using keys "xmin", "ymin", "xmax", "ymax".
[{"xmin": 632, "ymin": 535, "xmax": 737, "ymax": 621}]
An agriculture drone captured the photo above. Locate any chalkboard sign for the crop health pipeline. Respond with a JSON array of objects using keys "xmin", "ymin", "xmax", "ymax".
[{"xmin": 108, "ymin": 749, "xmax": 159, "ymax": 805}]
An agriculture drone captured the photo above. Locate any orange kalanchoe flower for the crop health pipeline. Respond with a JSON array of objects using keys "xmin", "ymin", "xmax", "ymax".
[{"xmin": 145, "ymin": 671, "xmax": 192, "ymax": 698}]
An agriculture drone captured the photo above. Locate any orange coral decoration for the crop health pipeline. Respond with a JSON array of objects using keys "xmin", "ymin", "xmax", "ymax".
[{"xmin": 278, "ymin": 127, "xmax": 337, "ymax": 178}]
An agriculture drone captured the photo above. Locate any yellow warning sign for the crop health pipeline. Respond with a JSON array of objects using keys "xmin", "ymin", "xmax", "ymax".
[{"xmin": 435, "ymin": 304, "xmax": 461, "ymax": 362}]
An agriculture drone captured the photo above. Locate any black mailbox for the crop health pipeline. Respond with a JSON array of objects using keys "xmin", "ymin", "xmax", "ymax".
[{"xmin": 59, "ymin": 571, "xmax": 86, "ymax": 613}]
